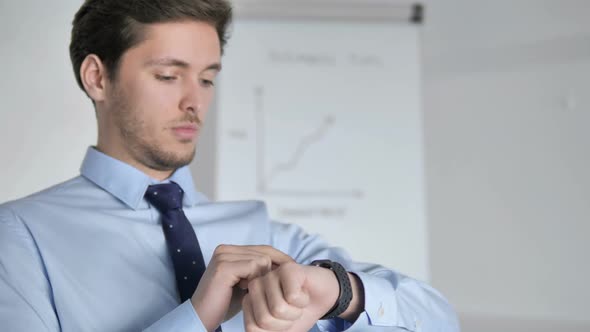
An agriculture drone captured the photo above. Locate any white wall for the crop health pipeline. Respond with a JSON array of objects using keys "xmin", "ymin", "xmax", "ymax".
[
  {"xmin": 421, "ymin": 0, "xmax": 590, "ymax": 329},
  {"xmin": 0, "ymin": 0, "xmax": 96, "ymax": 203}
]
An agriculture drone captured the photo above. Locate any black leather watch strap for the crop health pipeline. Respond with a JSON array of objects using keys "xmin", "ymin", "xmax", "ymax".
[{"xmin": 310, "ymin": 260, "xmax": 353, "ymax": 320}]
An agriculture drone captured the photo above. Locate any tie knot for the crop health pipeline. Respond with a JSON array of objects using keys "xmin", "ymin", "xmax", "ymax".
[{"xmin": 145, "ymin": 182, "xmax": 184, "ymax": 212}]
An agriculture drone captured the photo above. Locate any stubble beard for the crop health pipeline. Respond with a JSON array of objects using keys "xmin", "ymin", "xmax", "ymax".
[{"xmin": 110, "ymin": 88, "xmax": 198, "ymax": 172}]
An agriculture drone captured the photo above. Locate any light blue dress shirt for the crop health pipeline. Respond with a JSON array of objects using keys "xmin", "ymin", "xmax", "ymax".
[{"xmin": 0, "ymin": 147, "xmax": 459, "ymax": 331}]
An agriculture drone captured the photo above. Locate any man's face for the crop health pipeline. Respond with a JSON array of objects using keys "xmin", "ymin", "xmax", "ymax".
[{"xmin": 102, "ymin": 21, "xmax": 221, "ymax": 172}]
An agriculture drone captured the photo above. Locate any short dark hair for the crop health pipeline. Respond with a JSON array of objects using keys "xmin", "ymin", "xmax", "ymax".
[{"xmin": 69, "ymin": 0, "xmax": 232, "ymax": 93}]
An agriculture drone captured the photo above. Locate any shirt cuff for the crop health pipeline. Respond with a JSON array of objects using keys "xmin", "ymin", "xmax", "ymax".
[
  {"xmin": 143, "ymin": 300, "xmax": 207, "ymax": 332},
  {"xmin": 350, "ymin": 272, "xmax": 418, "ymax": 331}
]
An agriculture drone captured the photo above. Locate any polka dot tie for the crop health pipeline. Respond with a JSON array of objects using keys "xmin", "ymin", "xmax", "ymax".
[
  {"xmin": 145, "ymin": 182, "xmax": 206, "ymax": 303},
  {"xmin": 145, "ymin": 182, "xmax": 222, "ymax": 331}
]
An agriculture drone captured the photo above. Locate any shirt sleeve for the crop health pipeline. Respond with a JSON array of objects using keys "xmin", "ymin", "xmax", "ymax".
[
  {"xmin": 142, "ymin": 300, "xmax": 207, "ymax": 332},
  {"xmin": 0, "ymin": 207, "xmax": 61, "ymax": 331},
  {"xmin": 269, "ymin": 221, "xmax": 460, "ymax": 332}
]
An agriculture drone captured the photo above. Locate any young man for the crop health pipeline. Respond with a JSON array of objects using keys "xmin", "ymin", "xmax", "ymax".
[{"xmin": 0, "ymin": 1, "xmax": 459, "ymax": 331}]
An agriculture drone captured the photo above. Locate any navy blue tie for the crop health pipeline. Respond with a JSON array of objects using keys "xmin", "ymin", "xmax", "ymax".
[
  {"xmin": 145, "ymin": 182, "xmax": 207, "ymax": 302},
  {"xmin": 145, "ymin": 183, "xmax": 223, "ymax": 332}
]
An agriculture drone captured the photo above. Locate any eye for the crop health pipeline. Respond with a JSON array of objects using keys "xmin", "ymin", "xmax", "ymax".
[
  {"xmin": 155, "ymin": 74, "xmax": 177, "ymax": 82},
  {"xmin": 200, "ymin": 79, "xmax": 215, "ymax": 87}
]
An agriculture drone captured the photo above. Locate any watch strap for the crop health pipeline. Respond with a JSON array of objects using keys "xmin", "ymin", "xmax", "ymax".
[{"xmin": 310, "ymin": 259, "xmax": 353, "ymax": 319}]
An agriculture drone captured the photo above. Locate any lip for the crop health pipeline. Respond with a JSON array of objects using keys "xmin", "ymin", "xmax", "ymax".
[{"xmin": 171, "ymin": 124, "xmax": 199, "ymax": 140}]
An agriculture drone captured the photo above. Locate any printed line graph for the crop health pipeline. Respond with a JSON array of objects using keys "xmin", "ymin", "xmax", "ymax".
[{"xmin": 254, "ymin": 86, "xmax": 363, "ymax": 199}]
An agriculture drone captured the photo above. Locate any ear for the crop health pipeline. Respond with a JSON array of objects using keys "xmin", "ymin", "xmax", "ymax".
[{"xmin": 80, "ymin": 54, "xmax": 108, "ymax": 103}]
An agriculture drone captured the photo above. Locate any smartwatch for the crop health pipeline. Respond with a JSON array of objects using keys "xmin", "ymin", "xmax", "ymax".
[{"xmin": 309, "ymin": 259, "xmax": 353, "ymax": 319}]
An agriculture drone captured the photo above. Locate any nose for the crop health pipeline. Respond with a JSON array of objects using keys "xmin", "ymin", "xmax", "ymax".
[{"xmin": 179, "ymin": 80, "xmax": 202, "ymax": 116}]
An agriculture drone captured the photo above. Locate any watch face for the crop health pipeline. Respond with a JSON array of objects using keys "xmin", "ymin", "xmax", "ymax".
[{"xmin": 310, "ymin": 259, "xmax": 333, "ymax": 268}]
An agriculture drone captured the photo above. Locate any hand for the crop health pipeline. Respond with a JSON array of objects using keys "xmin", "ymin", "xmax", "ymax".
[
  {"xmin": 242, "ymin": 262, "xmax": 342, "ymax": 332},
  {"xmin": 191, "ymin": 245, "xmax": 294, "ymax": 332}
]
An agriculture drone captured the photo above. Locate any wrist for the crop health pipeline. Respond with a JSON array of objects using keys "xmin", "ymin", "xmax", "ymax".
[{"xmin": 191, "ymin": 296, "xmax": 216, "ymax": 332}]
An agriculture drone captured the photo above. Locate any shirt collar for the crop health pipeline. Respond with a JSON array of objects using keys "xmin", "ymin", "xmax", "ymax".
[{"xmin": 80, "ymin": 147, "xmax": 205, "ymax": 210}]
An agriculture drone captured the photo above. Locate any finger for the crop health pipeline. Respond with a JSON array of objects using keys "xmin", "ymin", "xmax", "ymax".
[
  {"xmin": 216, "ymin": 253, "xmax": 272, "ymax": 275},
  {"xmin": 278, "ymin": 262, "xmax": 310, "ymax": 308},
  {"xmin": 241, "ymin": 245, "xmax": 293, "ymax": 265},
  {"xmin": 264, "ymin": 271, "xmax": 304, "ymax": 321},
  {"xmin": 215, "ymin": 245, "xmax": 294, "ymax": 265},
  {"xmin": 214, "ymin": 256, "xmax": 273, "ymax": 287},
  {"xmin": 243, "ymin": 295, "xmax": 265, "ymax": 332},
  {"xmin": 248, "ymin": 277, "xmax": 295, "ymax": 331},
  {"xmin": 214, "ymin": 253, "xmax": 277, "ymax": 289},
  {"xmin": 238, "ymin": 278, "xmax": 250, "ymax": 290},
  {"xmin": 224, "ymin": 286, "xmax": 248, "ymax": 322},
  {"xmin": 216, "ymin": 253, "xmax": 271, "ymax": 267}
]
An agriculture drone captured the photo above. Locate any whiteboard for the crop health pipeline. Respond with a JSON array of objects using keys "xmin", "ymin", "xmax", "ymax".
[{"xmin": 213, "ymin": 19, "xmax": 429, "ymax": 280}]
